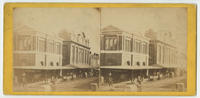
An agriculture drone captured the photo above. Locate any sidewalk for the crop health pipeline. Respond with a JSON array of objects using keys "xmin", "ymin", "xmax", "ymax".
[
  {"xmin": 97, "ymin": 75, "xmax": 186, "ymax": 92},
  {"xmin": 14, "ymin": 77, "xmax": 98, "ymax": 92}
]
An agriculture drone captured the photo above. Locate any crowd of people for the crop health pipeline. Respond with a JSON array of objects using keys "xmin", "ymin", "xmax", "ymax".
[{"xmin": 99, "ymin": 69, "xmax": 185, "ymax": 91}]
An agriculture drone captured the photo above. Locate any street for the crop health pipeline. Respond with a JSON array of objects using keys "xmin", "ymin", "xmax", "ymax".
[
  {"xmin": 13, "ymin": 77, "xmax": 98, "ymax": 92},
  {"xmin": 14, "ymin": 74, "xmax": 186, "ymax": 92},
  {"xmin": 97, "ymin": 74, "xmax": 187, "ymax": 92}
]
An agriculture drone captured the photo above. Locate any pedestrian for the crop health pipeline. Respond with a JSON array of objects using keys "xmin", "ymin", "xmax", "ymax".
[
  {"xmin": 157, "ymin": 72, "xmax": 161, "ymax": 80},
  {"xmin": 108, "ymin": 72, "xmax": 113, "ymax": 87},
  {"xmin": 130, "ymin": 78, "xmax": 138, "ymax": 91},
  {"xmin": 100, "ymin": 76, "xmax": 104, "ymax": 85},
  {"xmin": 70, "ymin": 72, "xmax": 73, "ymax": 80},
  {"xmin": 85, "ymin": 72, "xmax": 88, "ymax": 78},
  {"xmin": 136, "ymin": 75, "xmax": 142, "ymax": 92}
]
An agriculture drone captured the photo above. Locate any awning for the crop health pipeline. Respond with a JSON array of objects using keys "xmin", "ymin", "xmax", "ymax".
[
  {"xmin": 150, "ymin": 64, "xmax": 179, "ymax": 69},
  {"xmin": 65, "ymin": 64, "xmax": 92, "ymax": 69},
  {"xmin": 100, "ymin": 66, "xmax": 161, "ymax": 70},
  {"xmin": 13, "ymin": 66, "xmax": 75, "ymax": 70}
]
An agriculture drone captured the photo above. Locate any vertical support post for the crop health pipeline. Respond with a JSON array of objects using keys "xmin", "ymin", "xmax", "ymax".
[
  {"xmin": 60, "ymin": 69, "xmax": 63, "ymax": 77},
  {"xmin": 146, "ymin": 69, "xmax": 149, "ymax": 77},
  {"xmin": 98, "ymin": 67, "xmax": 101, "ymax": 88}
]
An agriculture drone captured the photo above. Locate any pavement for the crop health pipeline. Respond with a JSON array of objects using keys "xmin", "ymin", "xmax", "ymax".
[
  {"xmin": 97, "ymin": 75, "xmax": 187, "ymax": 92},
  {"xmin": 13, "ymin": 77, "xmax": 98, "ymax": 92},
  {"xmin": 13, "ymin": 75, "xmax": 187, "ymax": 92}
]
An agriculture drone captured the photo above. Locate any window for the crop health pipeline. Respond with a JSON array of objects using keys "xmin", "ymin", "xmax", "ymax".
[
  {"xmin": 105, "ymin": 37, "xmax": 118, "ymax": 50},
  {"xmin": 135, "ymin": 40, "xmax": 141, "ymax": 53},
  {"xmin": 47, "ymin": 40, "xmax": 54, "ymax": 53},
  {"xmin": 136, "ymin": 62, "xmax": 140, "ymax": 66},
  {"xmin": 40, "ymin": 61, "xmax": 44, "ymax": 66},
  {"xmin": 124, "ymin": 38, "xmax": 131, "ymax": 52},
  {"xmin": 143, "ymin": 62, "xmax": 146, "ymax": 66},
  {"xmin": 105, "ymin": 39, "xmax": 109, "ymax": 50},
  {"xmin": 149, "ymin": 44, "xmax": 155, "ymax": 64},
  {"xmin": 142, "ymin": 42, "xmax": 147, "ymax": 54},
  {"xmin": 132, "ymin": 40, "xmax": 136, "ymax": 52},
  {"xmin": 82, "ymin": 49, "xmax": 84, "ymax": 64},
  {"xmin": 162, "ymin": 46, "xmax": 165, "ymax": 64},
  {"xmin": 38, "ymin": 38, "xmax": 45, "ymax": 52},
  {"xmin": 56, "ymin": 62, "xmax": 59, "ymax": 66},
  {"xmin": 72, "ymin": 46, "xmax": 75, "ymax": 63},
  {"xmin": 127, "ymin": 61, "xmax": 130, "ymax": 66},
  {"xmin": 55, "ymin": 42, "xmax": 61, "ymax": 54},
  {"xmin": 84, "ymin": 50, "xmax": 87, "ymax": 64},
  {"xmin": 76, "ymin": 47, "xmax": 78, "ymax": 63},
  {"xmin": 15, "ymin": 35, "xmax": 35, "ymax": 51},
  {"xmin": 158, "ymin": 45, "xmax": 161, "ymax": 64},
  {"xmin": 50, "ymin": 62, "xmax": 54, "ymax": 66}
]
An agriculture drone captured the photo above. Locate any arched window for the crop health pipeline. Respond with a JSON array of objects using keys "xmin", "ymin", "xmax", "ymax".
[{"xmin": 137, "ymin": 62, "xmax": 140, "ymax": 66}]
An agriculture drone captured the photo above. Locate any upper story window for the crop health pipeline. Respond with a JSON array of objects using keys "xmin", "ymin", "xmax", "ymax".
[
  {"xmin": 72, "ymin": 46, "xmax": 75, "ymax": 63},
  {"xmin": 38, "ymin": 38, "xmax": 45, "ymax": 52},
  {"xmin": 132, "ymin": 40, "xmax": 136, "ymax": 52},
  {"xmin": 47, "ymin": 40, "xmax": 54, "ymax": 53},
  {"xmin": 105, "ymin": 37, "xmax": 118, "ymax": 50},
  {"xmin": 124, "ymin": 38, "xmax": 131, "ymax": 52},
  {"xmin": 142, "ymin": 42, "xmax": 148, "ymax": 54},
  {"xmin": 135, "ymin": 40, "xmax": 141, "ymax": 53},
  {"xmin": 158, "ymin": 45, "xmax": 162, "ymax": 64},
  {"xmin": 14, "ymin": 35, "xmax": 35, "ymax": 51},
  {"xmin": 55, "ymin": 42, "xmax": 61, "ymax": 54}
]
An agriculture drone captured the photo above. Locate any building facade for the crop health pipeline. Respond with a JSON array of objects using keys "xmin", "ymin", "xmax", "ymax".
[
  {"xmin": 61, "ymin": 32, "xmax": 91, "ymax": 68},
  {"xmin": 60, "ymin": 31, "xmax": 100, "ymax": 79},
  {"xmin": 149, "ymin": 40, "xmax": 178, "ymax": 68},
  {"xmin": 13, "ymin": 25, "xmax": 63, "ymax": 83},
  {"xmin": 100, "ymin": 25, "xmax": 150, "ymax": 82},
  {"xmin": 100, "ymin": 25, "xmax": 149, "ymax": 67}
]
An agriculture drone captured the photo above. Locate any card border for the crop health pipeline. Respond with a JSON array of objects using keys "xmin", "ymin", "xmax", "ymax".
[{"xmin": 3, "ymin": 3, "xmax": 197, "ymax": 96}]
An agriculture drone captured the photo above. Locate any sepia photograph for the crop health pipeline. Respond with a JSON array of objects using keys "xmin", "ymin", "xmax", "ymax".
[
  {"xmin": 3, "ymin": 3, "xmax": 196, "ymax": 95},
  {"xmin": 99, "ymin": 8, "xmax": 187, "ymax": 92},
  {"xmin": 12, "ymin": 8, "xmax": 101, "ymax": 92},
  {"xmin": 12, "ymin": 7, "xmax": 187, "ymax": 92}
]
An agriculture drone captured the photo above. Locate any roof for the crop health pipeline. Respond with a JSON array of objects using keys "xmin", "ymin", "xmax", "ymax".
[
  {"xmin": 14, "ymin": 24, "xmax": 63, "ymax": 41},
  {"xmin": 102, "ymin": 25, "xmax": 149, "ymax": 41},
  {"xmin": 102, "ymin": 25, "xmax": 123, "ymax": 32},
  {"xmin": 100, "ymin": 66, "xmax": 161, "ymax": 70},
  {"xmin": 150, "ymin": 40, "xmax": 176, "ymax": 49},
  {"xmin": 14, "ymin": 24, "xmax": 39, "ymax": 35}
]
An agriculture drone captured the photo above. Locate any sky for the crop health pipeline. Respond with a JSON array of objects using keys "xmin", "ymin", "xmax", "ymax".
[
  {"xmin": 13, "ymin": 8, "xmax": 100, "ymax": 53},
  {"xmin": 101, "ymin": 8, "xmax": 187, "ymax": 53}
]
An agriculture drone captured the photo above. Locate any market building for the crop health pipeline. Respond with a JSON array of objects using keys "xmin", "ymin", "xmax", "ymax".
[
  {"xmin": 100, "ymin": 25, "xmax": 159, "ymax": 82},
  {"xmin": 13, "ymin": 25, "xmax": 65, "ymax": 84}
]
